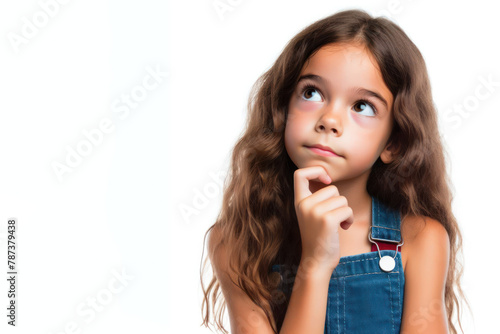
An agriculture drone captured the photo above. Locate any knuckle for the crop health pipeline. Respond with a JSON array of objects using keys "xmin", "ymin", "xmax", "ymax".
[
  {"xmin": 310, "ymin": 205, "xmax": 321, "ymax": 218},
  {"xmin": 297, "ymin": 198, "xmax": 309, "ymax": 212},
  {"xmin": 321, "ymin": 212, "xmax": 331, "ymax": 223}
]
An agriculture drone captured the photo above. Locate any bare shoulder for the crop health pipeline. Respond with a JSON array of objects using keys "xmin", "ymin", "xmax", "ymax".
[
  {"xmin": 400, "ymin": 214, "xmax": 450, "ymax": 273},
  {"xmin": 207, "ymin": 225, "xmax": 276, "ymax": 334},
  {"xmin": 207, "ymin": 225, "xmax": 236, "ymax": 289},
  {"xmin": 401, "ymin": 214, "xmax": 450, "ymax": 250}
]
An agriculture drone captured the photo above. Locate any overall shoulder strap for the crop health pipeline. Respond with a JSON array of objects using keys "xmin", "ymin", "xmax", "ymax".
[{"xmin": 370, "ymin": 195, "xmax": 402, "ymax": 244}]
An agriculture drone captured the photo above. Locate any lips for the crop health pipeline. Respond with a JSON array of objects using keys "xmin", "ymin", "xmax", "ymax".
[{"xmin": 306, "ymin": 144, "xmax": 342, "ymax": 157}]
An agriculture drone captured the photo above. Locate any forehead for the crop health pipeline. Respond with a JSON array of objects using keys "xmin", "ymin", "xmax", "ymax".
[
  {"xmin": 300, "ymin": 42, "xmax": 393, "ymax": 108},
  {"xmin": 304, "ymin": 42, "xmax": 378, "ymax": 70}
]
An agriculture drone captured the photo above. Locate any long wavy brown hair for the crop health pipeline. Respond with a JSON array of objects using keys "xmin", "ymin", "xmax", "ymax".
[{"xmin": 200, "ymin": 9, "xmax": 471, "ymax": 334}]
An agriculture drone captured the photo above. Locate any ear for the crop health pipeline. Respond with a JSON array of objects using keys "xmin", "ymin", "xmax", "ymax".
[{"xmin": 380, "ymin": 141, "xmax": 398, "ymax": 164}]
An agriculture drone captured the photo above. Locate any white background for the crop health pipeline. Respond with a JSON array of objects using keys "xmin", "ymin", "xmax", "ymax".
[{"xmin": 0, "ymin": 0, "xmax": 498, "ymax": 333}]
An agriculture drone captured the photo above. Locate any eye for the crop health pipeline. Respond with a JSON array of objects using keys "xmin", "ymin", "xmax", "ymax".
[
  {"xmin": 353, "ymin": 100, "xmax": 378, "ymax": 116},
  {"xmin": 300, "ymin": 84, "xmax": 323, "ymax": 102}
]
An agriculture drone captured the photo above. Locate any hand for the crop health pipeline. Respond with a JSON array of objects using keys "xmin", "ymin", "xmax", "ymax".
[{"xmin": 293, "ymin": 166, "xmax": 354, "ymax": 274}]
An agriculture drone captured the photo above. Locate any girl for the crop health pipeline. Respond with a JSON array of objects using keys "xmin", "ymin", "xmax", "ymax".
[{"xmin": 200, "ymin": 9, "xmax": 470, "ymax": 334}]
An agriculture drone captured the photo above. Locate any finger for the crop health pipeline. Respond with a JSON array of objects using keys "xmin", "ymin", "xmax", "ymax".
[
  {"xmin": 324, "ymin": 206, "xmax": 354, "ymax": 230},
  {"xmin": 307, "ymin": 185, "xmax": 341, "ymax": 205},
  {"xmin": 312, "ymin": 195, "xmax": 348, "ymax": 218},
  {"xmin": 294, "ymin": 167, "xmax": 332, "ymax": 207}
]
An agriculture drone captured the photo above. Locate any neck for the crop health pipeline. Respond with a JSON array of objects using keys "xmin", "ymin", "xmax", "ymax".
[{"xmin": 335, "ymin": 171, "xmax": 371, "ymax": 224}]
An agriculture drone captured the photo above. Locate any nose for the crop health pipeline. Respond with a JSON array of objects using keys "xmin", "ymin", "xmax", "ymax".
[{"xmin": 316, "ymin": 104, "xmax": 343, "ymax": 136}]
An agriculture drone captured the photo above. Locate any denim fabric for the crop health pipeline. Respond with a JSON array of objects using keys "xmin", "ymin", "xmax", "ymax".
[{"xmin": 270, "ymin": 195, "xmax": 405, "ymax": 333}]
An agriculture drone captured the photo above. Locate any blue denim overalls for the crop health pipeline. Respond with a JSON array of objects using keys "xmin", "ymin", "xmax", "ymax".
[{"xmin": 270, "ymin": 195, "xmax": 405, "ymax": 333}]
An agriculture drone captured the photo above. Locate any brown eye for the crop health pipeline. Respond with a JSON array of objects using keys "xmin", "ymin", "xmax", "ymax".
[
  {"xmin": 300, "ymin": 84, "xmax": 322, "ymax": 102},
  {"xmin": 353, "ymin": 100, "xmax": 377, "ymax": 116}
]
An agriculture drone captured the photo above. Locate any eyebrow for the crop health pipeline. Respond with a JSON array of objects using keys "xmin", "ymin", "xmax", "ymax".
[{"xmin": 297, "ymin": 74, "xmax": 389, "ymax": 109}]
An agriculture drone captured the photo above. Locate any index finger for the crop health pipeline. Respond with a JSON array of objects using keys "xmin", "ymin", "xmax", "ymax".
[{"xmin": 293, "ymin": 166, "xmax": 332, "ymax": 208}]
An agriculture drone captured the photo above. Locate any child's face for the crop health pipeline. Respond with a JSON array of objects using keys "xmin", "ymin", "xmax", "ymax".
[{"xmin": 285, "ymin": 42, "xmax": 394, "ymax": 184}]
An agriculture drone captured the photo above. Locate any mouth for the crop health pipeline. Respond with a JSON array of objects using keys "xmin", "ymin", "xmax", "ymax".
[{"xmin": 306, "ymin": 144, "xmax": 343, "ymax": 157}]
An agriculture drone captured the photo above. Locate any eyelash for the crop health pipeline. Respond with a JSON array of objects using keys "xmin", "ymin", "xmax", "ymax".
[{"xmin": 299, "ymin": 83, "xmax": 379, "ymax": 115}]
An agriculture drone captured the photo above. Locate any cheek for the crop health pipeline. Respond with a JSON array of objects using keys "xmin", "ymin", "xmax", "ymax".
[
  {"xmin": 284, "ymin": 113, "xmax": 308, "ymax": 154},
  {"xmin": 296, "ymin": 100, "xmax": 322, "ymax": 112},
  {"xmin": 351, "ymin": 112, "xmax": 379, "ymax": 128},
  {"xmin": 285, "ymin": 112, "xmax": 299, "ymax": 135},
  {"xmin": 349, "ymin": 133, "xmax": 381, "ymax": 164}
]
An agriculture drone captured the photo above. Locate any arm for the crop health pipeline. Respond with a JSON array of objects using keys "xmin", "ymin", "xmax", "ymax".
[
  {"xmin": 400, "ymin": 217, "xmax": 450, "ymax": 334},
  {"xmin": 208, "ymin": 227, "xmax": 332, "ymax": 334},
  {"xmin": 279, "ymin": 261, "xmax": 332, "ymax": 334}
]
